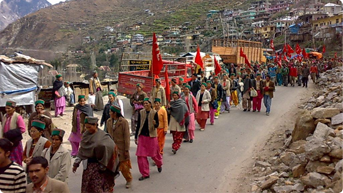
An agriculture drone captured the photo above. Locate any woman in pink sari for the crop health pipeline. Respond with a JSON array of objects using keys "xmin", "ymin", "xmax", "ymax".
[
  {"xmin": 53, "ymin": 74, "xmax": 66, "ymax": 117},
  {"xmin": 1, "ymin": 101, "xmax": 26, "ymax": 166},
  {"xmin": 182, "ymin": 85, "xmax": 198, "ymax": 143}
]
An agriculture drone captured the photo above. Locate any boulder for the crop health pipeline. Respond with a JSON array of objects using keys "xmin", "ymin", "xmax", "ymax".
[
  {"xmin": 289, "ymin": 140, "xmax": 306, "ymax": 154},
  {"xmin": 320, "ymin": 155, "xmax": 331, "ymax": 162},
  {"xmin": 331, "ymin": 113, "xmax": 343, "ymax": 125},
  {"xmin": 306, "ymin": 161, "xmax": 328, "ymax": 172},
  {"xmin": 314, "ymin": 119, "xmax": 331, "ymax": 125},
  {"xmin": 260, "ymin": 176, "xmax": 279, "ymax": 190},
  {"xmin": 305, "ymin": 137, "xmax": 331, "ymax": 161},
  {"xmin": 280, "ymin": 152, "xmax": 301, "ymax": 167},
  {"xmin": 300, "ymin": 172, "xmax": 326, "ymax": 188},
  {"xmin": 317, "ymin": 166, "xmax": 335, "ymax": 175},
  {"xmin": 335, "ymin": 160, "xmax": 343, "ymax": 172},
  {"xmin": 292, "ymin": 164, "xmax": 306, "ymax": 178},
  {"xmin": 292, "ymin": 111, "xmax": 315, "ymax": 142},
  {"xmin": 316, "ymin": 96, "xmax": 325, "ymax": 106},
  {"xmin": 329, "ymin": 148, "xmax": 343, "ymax": 159},
  {"xmin": 313, "ymin": 122, "xmax": 335, "ymax": 140},
  {"xmin": 255, "ymin": 161, "xmax": 271, "ymax": 168},
  {"xmin": 311, "ymin": 108, "xmax": 340, "ymax": 119},
  {"xmin": 272, "ymin": 183, "xmax": 304, "ymax": 193}
]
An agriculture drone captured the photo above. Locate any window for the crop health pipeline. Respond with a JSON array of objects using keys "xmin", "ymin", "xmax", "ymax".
[{"xmin": 337, "ymin": 19, "xmax": 339, "ymax": 24}]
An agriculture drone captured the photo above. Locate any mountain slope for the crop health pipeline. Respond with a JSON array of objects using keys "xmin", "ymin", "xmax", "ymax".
[
  {"xmin": 0, "ymin": 0, "xmax": 51, "ymax": 30},
  {"xmin": 0, "ymin": 0, "xmax": 236, "ymax": 52}
]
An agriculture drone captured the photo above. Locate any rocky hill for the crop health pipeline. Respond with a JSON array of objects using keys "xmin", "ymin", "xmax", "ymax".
[
  {"xmin": 0, "ymin": 0, "xmax": 238, "ymax": 53},
  {"xmin": 0, "ymin": 0, "xmax": 51, "ymax": 30}
]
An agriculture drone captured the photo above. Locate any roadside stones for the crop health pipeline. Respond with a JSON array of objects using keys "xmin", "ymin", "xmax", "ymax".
[
  {"xmin": 301, "ymin": 172, "xmax": 326, "ymax": 188},
  {"xmin": 260, "ymin": 176, "xmax": 279, "ymax": 190},
  {"xmin": 329, "ymin": 148, "xmax": 343, "ymax": 159},
  {"xmin": 313, "ymin": 123, "xmax": 335, "ymax": 140},
  {"xmin": 255, "ymin": 161, "xmax": 271, "ymax": 168},
  {"xmin": 292, "ymin": 111, "xmax": 315, "ymax": 142},
  {"xmin": 305, "ymin": 137, "xmax": 330, "ymax": 161},
  {"xmin": 292, "ymin": 164, "xmax": 306, "ymax": 178},
  {"xmin": 317, "ymin": 166, "xmax": 335, "ymax": 175},
  {"xmin": 331, "ymin": 113, "xmax": 343, "ymax": 125},
  {"xmin": 311, "ymin": 108, "xmax": 340, "ymax": 119}
]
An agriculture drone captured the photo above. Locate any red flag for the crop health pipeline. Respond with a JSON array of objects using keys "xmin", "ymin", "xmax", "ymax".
[
  {"xmin": 240, "ymin": 48, "xmax": 251, "ymax": 69},
  {"xmin": 322, "ymin": 45, "xmax": 326, "ymax": 53},
  {"xmin": 287, "ymin": 44, "xmax": 294, "ymax": 54},
  {"xmin": 214, "ymin": 57, "xmax": 221, "ymax": 75},
  {"xmin": 164, "ymin": 66, "xmax": 170, "ymax": 102},
  {"xmin": 283, "ymin": 55, "xmax": 289, "ymax": 63},
  {"xmin": 195, "ymin": 45, "xmax": 204, "ymax": 69},
  {"xmin": 240, "ymin": 47, "xmax": 246, "ymax": 57},
  {"xmin": 296, "ymin": 43, "xmax": 301, "ymax": 54},
  {"xmin": 151, "ymin": 33, "xmax": 163, "ymax": 76},
  {"xmin": 297, "ymin": 55, "xmax": 302, "ymax": 63},
  {"xmin": 302, "ymin": 48, "xmax": 308, "ymax": 59},
  {"xmin": 270, "ymin": 40, "xmax": 275, "ymax": 51},
  {"xmin": 274, "ymin": 53, "xmax": 278, "ymax": 63}
]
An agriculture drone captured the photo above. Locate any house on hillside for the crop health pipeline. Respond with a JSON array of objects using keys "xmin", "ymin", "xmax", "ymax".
[
  {"xmin": 132, "ymin": 34, "xmax": 144, "ymax": 43},
  {"xmin": 322, "ymin": 3, "xmax": 342, "ymax": 16},
  {"xmin": 312, "ymin": 13, "xmax": 343, "ymax": 41},
  {"xmin": 254, "ymin": 25, "xmax": 275, "ymax": 39}
]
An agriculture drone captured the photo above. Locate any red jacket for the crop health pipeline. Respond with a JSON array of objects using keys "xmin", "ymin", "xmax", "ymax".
[
  {"xmin": 310, "ymin": 66, "xmax": 318, "ymax": 73},
  {"xmin": 289, "ymin": 67, "xmax": 297, "ymax": 77}
]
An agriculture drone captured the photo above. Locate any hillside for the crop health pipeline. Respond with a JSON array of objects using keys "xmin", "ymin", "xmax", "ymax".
[
  {"xmin": 0, "ymin": 0, "xmax": 239, "ymax": 54},
  {"xmin": 0, "ymin": 0, "xmax": 51, "ymax": 30}
]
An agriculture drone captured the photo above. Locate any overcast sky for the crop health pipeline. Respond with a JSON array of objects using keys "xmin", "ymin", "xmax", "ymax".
[{"xmin": 47, "ymin": 0, "xmax": 65, "ymax": 5}]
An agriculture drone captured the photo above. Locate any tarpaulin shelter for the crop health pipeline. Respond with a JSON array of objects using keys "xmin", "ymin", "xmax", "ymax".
[
  {"xmin": 309, "ymin": 52, "xmax": 323, "ymax": 59},
  {"xmin": 0, "ymin": 54, "xmax": 53, "ymax": 107}
]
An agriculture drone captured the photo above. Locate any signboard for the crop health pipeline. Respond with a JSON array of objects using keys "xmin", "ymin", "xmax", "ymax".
[{"xmin": 129, "ymin": 60, "xmax": 151, "ymax": 71}]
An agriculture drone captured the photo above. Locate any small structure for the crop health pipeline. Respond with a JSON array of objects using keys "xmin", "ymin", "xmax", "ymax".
[{"xmin": 0, "ymin": 54, "xmax": 53, "ymax": 110}]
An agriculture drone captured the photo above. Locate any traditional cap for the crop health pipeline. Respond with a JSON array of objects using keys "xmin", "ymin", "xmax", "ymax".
[
  {"xmin": 171, "ymin": 78, "xmax": 177, "ymax": 83},
  {"xmin": 242, "ymin": 68, "xmax": 246, "ymax": 70},
  {"xmin": 172, "ymin": 91, "xmax": 179, "ymax": 96},
  {"xmin": 51, "ymin": 128, "xmax": 65, "ymax": 138},
  {"xmin": 35, "ymin": 100, "xmax": 45, "ymax": 106},
  {"xmin": 154, "ymin": 98, "xmax": 161, "ymax": 103},
  {"xmin": 214, "ymin": 76, "xmax": 219, "ymax": 79},
  {"xmin": 144, "ymin": 97, "xmax": 150, "ymax": 101},
  {"xmin": 110, "ymin": 105, "xmax": 121, "ymax": 114},
  {"xmin": 136, "ymin": 83, "xmax": 143, "ymax": 88},
  {"xmin": 93, "ymin": 70, "xmax": 98, "ymax": 75},
  {"xmin": 230, "ymin": 73, "xmax": 235, "ymax": 76},
  {"xmin": 155, "ymin": 78, "xmax": 161, "ymax": 83},
  {"xmin": 31, "ymin": 120, "xmax": 46, "ymax": 130},
  {"xmin": 5, "ymin": 101, "xmax": 16, "ymax": 108},
  {"xmin": 256, "ymin": 73, "xmax": 261, "ymax": 76},
  {"xmin": 182, "ymin": 83, "xmax": 188, "ymax": 86},
  {"xmin": 84, "ymin": 116, "xmax": 99, "ymax": 124},
  {"xmin": 78, "ymin": 95, "xmax": 85, "ymax": 100},
  {"xmin": 202, "ymin": 82, "xmax": 207, "ymax": 87},
  {"xmin": 179, "ymin": 77, "xmax": 184, "ymax": 81},
  {"xmin": 108, "ymin": 92, "xmax": 116, "ymax": 97},
  {"xmin": 56, "ymin": 74, "xmax": 62, "ymax": 79},
  {"xmin": 206, "ymin": 80, "xmax": 212, "ymax": 84}
]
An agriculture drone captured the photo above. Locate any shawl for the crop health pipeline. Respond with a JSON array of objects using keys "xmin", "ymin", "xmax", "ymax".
[
  {"xmin": 52, "ymin": 80, "xmax": 63, "ymax": 98},
  {"xmin": 78, "ymin": 129, "xmax": 117, "ymax": 172},
  {"xmin": 170, "ymin": 99, "xmax": 189, "ymax": 125},
  {"xmin": 75, "ymin": 104, "xmax": 93, "ymax": 117}
]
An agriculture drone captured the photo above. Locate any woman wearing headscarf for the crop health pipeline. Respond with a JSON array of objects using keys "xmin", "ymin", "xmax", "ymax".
[
  {"xmin": 130, "ymin": 83, "xmax": 147, "ymax": 135},
  {"xmin": 135, "ymin": 98, "xmax": 162, "ymax": 181},
  {"xmin": 1, "ymin": 101, "xmax": 26, "ymax": 166},
  {"xmin": 154, "ymin": 98, "xmax": 168, "ymax": 155},
  {"xmin": 23, "ymin": 120, "xmax": 51, "ymax": 165},
  {"xmin": 101, "ymin": 91, "xmax": 124, "ymax": 132},
  {"xmin": 181, "ymin": 85, "xmax": 198, "ymax": 143},
  {"xmin": 107, "ymin": 104, "xmax": 132, "ymax": 189},
  {"xmin": 53, "ymin": 74, "xmax": 66, "ymax": 117},
  {"xmin": 69, "ymin": 95, "xmax": 93, "ymax": 157},
  {"xmin": 168, "ymin": 92, "xmax": 189, "ymax": 154},
  {"xmin": 72, "ymin": 116, "xmax": 118, "ymax": 193},
  {"xmin": 206, "ymin": 81, "xmax": 217, "ymax": 125},
  {"xmin": 42, "ymin": 128, "xmax": 71, "ymax": 182},
  {"xmin": 196, "ymin": 83, "xmax": 211, "ymax": 131},
  {"xmin": 28, "ymin": 99, "xmax": 54, "ymax": 141}
]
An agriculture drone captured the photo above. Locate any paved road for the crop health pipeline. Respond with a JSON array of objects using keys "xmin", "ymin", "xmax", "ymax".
[{"xmin": 67, "ymin": 84, "xmax": 311, "ymax": 193}]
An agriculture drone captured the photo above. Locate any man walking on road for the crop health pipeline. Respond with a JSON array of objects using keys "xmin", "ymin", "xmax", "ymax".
[
  {"xmin": 263, "ymin": 75, "xmax": 275, "ymax": 116},
  {"xmin": 242, "ymin": 74, "xmax": 252, "ymax": 112},
  {"xmin": 188, "ymin": 74, "xmax": 201, "ymax": 97},
  {"xmin": 310, "ymin": 63, "xmax": 318, "ymax": 83}
]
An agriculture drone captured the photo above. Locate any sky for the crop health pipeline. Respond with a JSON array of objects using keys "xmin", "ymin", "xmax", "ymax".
[{"xmin": 47, "ymin": 0, "xmax": 66, "ymax": 5}]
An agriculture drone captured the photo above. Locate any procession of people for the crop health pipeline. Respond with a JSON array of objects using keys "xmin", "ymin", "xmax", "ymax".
[{"xmin": 0, "ymin": 56, "xmax": 340, "ymax": 193}]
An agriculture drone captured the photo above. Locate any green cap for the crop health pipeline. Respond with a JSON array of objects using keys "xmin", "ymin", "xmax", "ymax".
[
  {"xmin": 256, "ymin": 73, "xmax": 261, "ymax": 76},
  {"xmin": 179, "ymin": 77, "xmax": 184, "ymax": 81},
  {"xmin": 136, "ymin": 83, "xmax": 143, "ymax": 88},
  {"xmin": 56, "ymin": 74, "xmax": 62, "ymax": 79},
  {"xmin": 206, "ymin": 80, "xmax": 212, "ymax": 84},
  {"xmin": 108, "ymin": 92, "xmax": 116, "ymax": 97},
  {"xmin": 202, "ymin": 82, "xmax": 207, "ymax": 87},
  {"xmin": 144, "ymin": 97, "xmax": 150, "ymax": 101},
  {"xmin": 154, "ymin": 98, "xmax": 161, "ymax": 103},
  {"xmin": 78, "ymin": 95, "xmax": 85, "ymax": 100},
  {"xmin": 184, "ymin": 85, "xmax": 191, "ymax": 89},
  {"xmin": 84, "ymin": 116, "xmax": 99, "ymax": 124},
  {"xmin": 110, "ymin": 105, "xmax": 121, "ymax": 114},
  {"xmin": 172, "ymin": 91, "xmax": 179, "ymax": 95},
  {"xmin": 214, "ymin": 76, "xmax": 219, "ymax": 79},
  {"xmin": 52, "ymin": 128, "xmax": 65, "ymax": 138},
  {"xmin": 5, "ymin": 101, "xmax": 16, "ymax": 108},
  {"xmin": 31, "ymin": 120, "xmax": 46, "ymax": 130},
  {"xmin": 230, "ymin": 73, "xmax": 235, "ymax": 76},
  {"xmin": 35, "ymin": 100, "xmax": 45, "ymax": 106}
]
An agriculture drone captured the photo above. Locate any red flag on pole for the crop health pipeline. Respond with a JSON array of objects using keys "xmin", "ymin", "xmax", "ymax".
[
  {"xmin": 270, "ymin": 39, "xmax": 275, "ymax": 51},
  {"xmin": 287, "ymin": 44, "xmax": 294, "ymax": 54},
  {"xmin": 151, "ymin": 33, "xmax": 163, "ymax": 76},
  {"xmin": 296, "ymin": 43, "xmax": 301, "ymax": 54},
  {"xmin": 239, "ymin": 48, "xmax": 251, "ymax": 69},
  {"xmin": 283, "ymin": 44, "xmax": 287, "ymax": 54},
  {"xmin": 214, "ymin": 56, "xmax": 221, "ymax": 75},
  {"xmin": 283, "ymin": 55, "xmax": 289, "ymax": 63},
  {"xmin": 195, "ymin": 45, "xmax": 204, "ymax": 69},
  {"xmin": 164, "ymin": 66, "xmax": 170, "ymax": 102},
  {"xmin": 322, "ymin": 45, "xmax": 326, "ymax": 53},
  {"xmin": 240, "ymin": 47, "xmax": 246, "ymax": 57},
  {"xmin": 302, "ymin": 48, "xmax": 308, "ymax": 59}
]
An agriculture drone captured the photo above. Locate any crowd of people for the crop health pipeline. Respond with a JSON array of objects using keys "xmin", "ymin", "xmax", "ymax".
[{"xmin": 0, "ymin": 56, "xmax": 340, "ymax": 193}]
